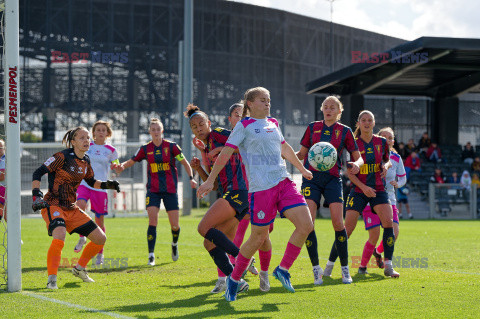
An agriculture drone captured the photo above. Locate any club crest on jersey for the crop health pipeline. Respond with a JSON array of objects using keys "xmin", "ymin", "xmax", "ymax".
[
  {"xmin": 257, "ymin": 210, "xmax": 265, "ymax": 219},
  {"xmin": 367, "ymin": 147, "xmax": 373, "ymax": 154},
  {"xmin": 255, "ymin": 129, "xmax": 260, "ymax": 133},
  {"xmin": 335, "ymin": 129, "xmax": 341, "ymax": 139},
  {"xmin": 376, "ymin": 145, "xmax": 381, "ymax": 154},
  {"xmin": 164, "ymin": 147, "xmax": 169, "ymax": 155}
]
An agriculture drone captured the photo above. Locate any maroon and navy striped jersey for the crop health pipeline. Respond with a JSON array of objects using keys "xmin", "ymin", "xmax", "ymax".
[
  {"xmin": 205, "ymin": 127, "xmax": 248, "ymax": 194},
  {"xmin": 300, "ymin": 121, "xmax": 358, "ymax": 177},
  {"xmin": 132, "ymin": 139, "xmax": 183, "ymax": 194},
  {"xmin": 354, "ymin": 135, "xmax": 390, "ymax": 192}
]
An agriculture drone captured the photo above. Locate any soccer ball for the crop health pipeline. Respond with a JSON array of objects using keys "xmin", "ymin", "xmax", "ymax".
[{"xmin": 308, "ymin": 142, "xmax": 337, "ymax": 171}]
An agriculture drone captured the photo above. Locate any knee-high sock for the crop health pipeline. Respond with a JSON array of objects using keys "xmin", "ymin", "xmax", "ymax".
[
  {"xmin": 98, "ymin": 225, "xmax": 105, "ymax": 254},
  {"xmin": 47, "ymin": 239, "xmax": 64, "ymax": 276},
  {"xmin": 383, "ymin": 228, "xmax": 395, "ymax": 261},
  {"xmin": 361, "ymin": 241, "xmax": 375, "ymax": 268},
  {"xmin": 305, "ymin": 230, "xmax": 319, "ymax": 266},
  {"xmin": 231, "ymin": 253, "xmax": 251, "ymax": 281},
  {"xmin": 147, "ymin": 225, "xmax": 157, "ymax": 253},
  {"xmin": 217, "ymin": 268, "xmax": 226, "ymax": 278},
  {"xmin": 328, "ymin": 241, "xmax": 339, "ymax": 263},
  {"xmin": 233, "ymin": 219, "xmax": 249, "ymax": 248},
  {"xmin": 204, "ymin": 228, "xmax": 239, "ymax": 257},
  {"xmin": 279, "ymin": 242, "xmax": 302, "ymax": 270},
  {"xmin": 259, "ymin": 249, "xmax": 272, "ymax": 272},
  {"xmin": 78, "ymin": 242, "xmax": 103, "ymax": 268},
  {"xmin": 172, "ymin": 228, "xmax": 180, "ymax": 244},
  {"xmin": 209, "ymin": 247, "xmax": 233, "ymax": 277},
  {"xmin": 335, "ymin": 229, "xmax": 349, "ymax": 267},
  {"xmin": 376, "ymin": 240, "xmax": 384, "ymax": 254}
]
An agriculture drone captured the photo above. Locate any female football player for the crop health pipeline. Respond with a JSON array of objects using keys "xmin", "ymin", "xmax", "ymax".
[
  {"xmin": 113, "ymin": 118, "xmax": 197, "ymax": 265},
  {"xmin": 187, "ymin": 103, "xmax": 252, "ymax": 294},
  {"xmin": 197, "ymin": 87, "xmax": 314, "ymax": 301},
  {"xmin": 325, "ymin": 111, "xmax": 400, "ymax": 278},
  {"xmin": 32, "ymin": 127, "xmax": 120, "ymax": 289},
  {"xmin": 73, "ymin": 121, "xmax": 119, "ymax": 265},
  {"xmin": 357, "ymin": 127, "xmax": 405, "ymax": 274},
  {"xmin": 296, "ymin": 96, "xmax": 363, "ymax": 284}
]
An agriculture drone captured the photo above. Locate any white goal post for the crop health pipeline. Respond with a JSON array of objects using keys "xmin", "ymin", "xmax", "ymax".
[{"xmin": 4, "ymin": 0, "xmax": 21, "ymax": 292}]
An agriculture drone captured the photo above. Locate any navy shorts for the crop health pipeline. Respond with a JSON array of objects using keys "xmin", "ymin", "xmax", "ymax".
[
  {"xmin": 222, "ymin": 190, "xmax": 249, "ymax": 222},
  {"xmin": 397, "ymin": 198, "xmax": 408, "ymax": 204},
  {"xmin": 345, "ymin": 190, "xmax": 390, "ymax": 213},
  {"xmin": 301, "ymin": 173, "xmax": 343, "ymax": 207},
  {"xmin": 146, "ymin": 191, "xmax": 179, "ymax": 211}
]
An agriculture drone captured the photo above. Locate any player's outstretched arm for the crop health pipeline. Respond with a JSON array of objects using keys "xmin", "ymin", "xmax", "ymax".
[
  {"xmin": 197, "ymin": 146, "xmax": 235, "ymax": 198},
  {"xmin": 281, "ymin": 142, "xmax": 312, "ymax": 180}
]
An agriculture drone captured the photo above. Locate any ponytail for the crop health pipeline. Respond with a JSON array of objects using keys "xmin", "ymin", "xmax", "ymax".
[{"xmin": 62, "ymin": 127, "xmax": 87, "ymax": 148}]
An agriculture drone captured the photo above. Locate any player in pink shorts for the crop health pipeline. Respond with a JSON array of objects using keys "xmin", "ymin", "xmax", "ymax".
[
  {"xmin": 197, "ymin": 87, "xmax": 314, "ymax": 301},
  {"xmin": 358, "ymin": 127, "xmax": 405, "ymax": 274},
  {"xmin": 74, "ymin": 121, "xmax": 119, "ymax": 265}
]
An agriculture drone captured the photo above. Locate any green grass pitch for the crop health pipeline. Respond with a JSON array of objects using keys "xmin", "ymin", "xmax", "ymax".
[{"xmin": 1, "ymin": 210, "xmax": 479, "ymax": 318}]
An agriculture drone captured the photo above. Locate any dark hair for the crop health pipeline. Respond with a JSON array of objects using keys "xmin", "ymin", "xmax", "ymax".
[
  {"xmin": 62, "ymin": 127, "xmax": 88, "ymax": 148},
  {"xmin": 353, "ymin": 110, "xmax": 375, "ymax": 138},
  {"xmin": 184, "ymin": 103, "xmax": 208, "ymax": 121},
  {"xmin": 229, "ymin": 102, "xmax": 243, "ymax": 116}
]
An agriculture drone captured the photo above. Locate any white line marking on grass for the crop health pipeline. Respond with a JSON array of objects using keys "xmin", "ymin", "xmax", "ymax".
[{"xmin": 22, "ymin": 292, "xmax": 135, "ymax": 319}]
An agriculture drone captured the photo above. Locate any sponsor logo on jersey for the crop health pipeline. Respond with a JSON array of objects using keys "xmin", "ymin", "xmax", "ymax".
[
  {"xmin": 150, "ymin": 163, "xmax": 170, "ymax": 172},
  {"xmin": 53, "ymin": 211, "xmax": 61, "ymax": 217},
  {"xmin": 147, "ymin": 152, "xmax": 154, "ymax": 155},
  {"xmin": 44, "ymin": 157, "xmax": 56, "ymax": 166},
  {"xmin": 255, "ymin": 129, "xmax": 260, "ymax": 133},
  {"xmin": 214, "ymin": 128, "xmax": 223, "ymax": 132}
]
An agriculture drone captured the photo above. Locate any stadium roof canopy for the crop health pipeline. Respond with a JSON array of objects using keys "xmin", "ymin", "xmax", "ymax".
[{"xmin": 305, "ymin": 37, "xmax": 480, "ymax": 98}]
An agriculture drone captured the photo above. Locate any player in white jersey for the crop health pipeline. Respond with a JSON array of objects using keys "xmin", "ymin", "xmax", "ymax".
[
  {"xmin": 358, "ymin": 127, "xmax": 406, "ymax": 274},
  {"xmin": 197, "ymin": 87, "xmax": 314, "ymax": 301},
  {"xmin": 0, "ymin": 139, "xmax": 6, "ymax": 221},
  {"xmin": 73, "ymin": 121, "xmax": 119, "ymax": 265}
]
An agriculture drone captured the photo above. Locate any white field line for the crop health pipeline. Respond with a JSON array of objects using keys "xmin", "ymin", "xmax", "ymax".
[{"xmin": 22, "ymin": 292, "xmax": 136, "ymax": 319}]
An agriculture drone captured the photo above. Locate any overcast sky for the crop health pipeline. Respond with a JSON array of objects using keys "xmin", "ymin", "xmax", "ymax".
[{"xmin": 228, "ymin": 0, "xmax": 479, "ymax": 41}]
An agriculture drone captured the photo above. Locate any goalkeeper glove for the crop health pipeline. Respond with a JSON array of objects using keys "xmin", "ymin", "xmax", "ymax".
[
  {"xmin": 100, "ymin": 180, "xmax": 120, "ymax": 192},
  {"xmin": 32, "ymin": 188, "xmax": 49, "ymax": 211}
]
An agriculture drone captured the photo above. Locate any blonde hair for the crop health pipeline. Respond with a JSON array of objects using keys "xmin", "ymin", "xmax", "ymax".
[
  {"xmin": 353, "ymin": 110, "xmax": 375, "ymax": 138},
  {"xmin": 378, "ymin": 127, "xmax": 397, "ymax": 153},
  {"xmin": 92, "ymin": 120, "xmax": 113, "ymax": 139},
  {"xmin": 62, "ymin": 127, "xmax": 88, "ymax": 148},
  {"xmin": 149, "ymin": 118, "xmax": 164, "ymax": 131},
  {"xmin": 321, "ymin": 96, "xmax": 344, "ymax": 121},
  {"xmin": 242, "ymin": 87, "xmax": 270, "ymax": 118}
]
